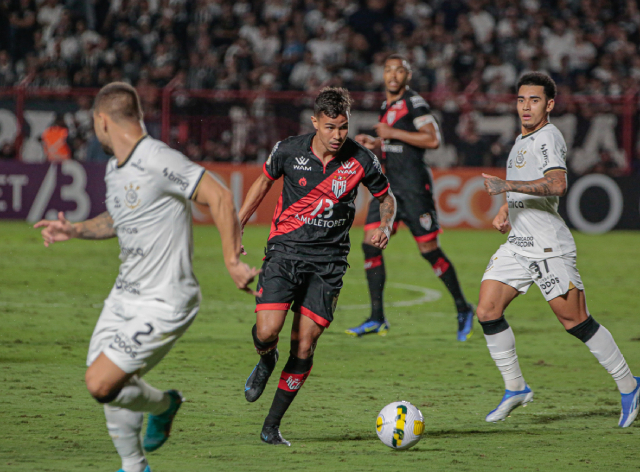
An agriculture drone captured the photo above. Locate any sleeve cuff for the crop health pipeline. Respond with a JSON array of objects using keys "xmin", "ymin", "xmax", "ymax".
[
  {"xmin": 189, "ymin": 168, "xmax": 207, "ymax": 200},
  {"xmin": 372, "ymin": 183, "xmax": 390, "ymax": 198},
  {"xmin": 543, "ymin": 167, "xmax": 567, "ymax": 174},
  {"xmin": 262, "ymin": 162, "xmax": 276, "ymax": 181}
]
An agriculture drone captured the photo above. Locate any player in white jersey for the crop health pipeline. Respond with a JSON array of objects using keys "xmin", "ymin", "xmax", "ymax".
[
  {"xmin": 35, "ymin": 83, "xmax": 259, "ymax": 472},
  {"xmin": 477, "ymin": 72, "xmax": 639, "ymax": 427}
]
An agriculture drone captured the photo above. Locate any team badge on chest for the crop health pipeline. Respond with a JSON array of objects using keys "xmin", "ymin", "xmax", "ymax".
[
  {"xmin": 515, "ymin": 149, "xmax": 527, "ymax": 169},
  {"xmin": 386, "ymin": 111, "xmax": 396, "ymax": 125},
  {"xmin": 332, "ymin": 175, "xmax": 348, "ymax": 199},
  {"xmin": 124, "ymin": 183, "xmax": 141, "ymax": 209}
]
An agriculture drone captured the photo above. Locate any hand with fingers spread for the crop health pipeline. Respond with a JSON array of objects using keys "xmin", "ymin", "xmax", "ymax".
[
  {"xmin": 227, "ymin": 260, "xmax": 261, "ymax": 296},
  {"xmin": 482, "ymin": 173, "xmax": 509, "ymax": 196},
  {"xmin": 34, "ymin": 211, "xmax": 78, "ymax": 247}
]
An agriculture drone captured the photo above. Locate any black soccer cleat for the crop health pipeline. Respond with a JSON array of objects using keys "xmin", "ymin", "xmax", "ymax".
[
  {"xmin": 261, "ymin": 424, "xmax": 291, "ymax": 446},
  {"xmin": 244, "ymin": 348, "xmax": 279, "ymax": 402}
]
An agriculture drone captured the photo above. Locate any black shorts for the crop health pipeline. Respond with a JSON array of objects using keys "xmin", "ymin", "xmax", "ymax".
[
  {"xmin": 365, "ymin": 191, "xmax": 442, "ymax": 242},
  {"xmin": 255, "ymin": 256, "xmax": 348, "ymax": 328}
]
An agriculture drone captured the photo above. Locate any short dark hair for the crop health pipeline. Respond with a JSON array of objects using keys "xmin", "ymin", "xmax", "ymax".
[
  {"xmin": 385, "ymin": 53, "xmax": 412, "ymax": 72},
  {"xmin": 517, "ymin": 72, "xmax": 557, "ymax": 100},
  {"xmin": 94, "ymin": 82, "xmax": 143, "ymax": 123},
  {"xmin": 314, "ymin": 86, "xmax": 353, "ymax": 119}
]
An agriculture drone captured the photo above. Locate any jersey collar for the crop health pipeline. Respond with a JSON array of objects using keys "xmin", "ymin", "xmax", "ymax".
[
  {"xmin": 385, "ymin": 88, "xmax": 410, "ymax": 109},
  {"xmin": 117, "ymin": 135, "xmax": 148, "ymax": 169},
  {"xmin": 521, "ymin": 122, "xmax": 549, "ymax": 139}
]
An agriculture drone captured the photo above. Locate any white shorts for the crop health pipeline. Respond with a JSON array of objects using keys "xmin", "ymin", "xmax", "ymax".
[
  {"xmin": 481, "ymin": 245, "xmax": 584, "ymax": 302},
  {"xmin": 87, "ymin": 299, "xmax": 198, "ymax": 375}
]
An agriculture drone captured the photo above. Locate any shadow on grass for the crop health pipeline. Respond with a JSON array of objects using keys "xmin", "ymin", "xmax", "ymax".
[
  {"xmin": 307, "ymin": 428, "xmax": 518, "ymax": 443},
  {"xmin": 528, "ymin": 408, "xmax": 616, "ymax": 424}
]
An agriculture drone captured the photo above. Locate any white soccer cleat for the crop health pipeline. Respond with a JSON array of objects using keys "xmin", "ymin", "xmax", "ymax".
[{"xmin": 485, "ymin": 385, "xmax": 534, "ymax": 423}]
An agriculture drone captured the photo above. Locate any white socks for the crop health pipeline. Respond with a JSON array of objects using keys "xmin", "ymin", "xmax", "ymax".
[
  {"xmin": 586, "ymin": 325, "xmax": 637, "ymax": 394},
  {"xmin": 104, "ymin": 404, "xmax": 147, "ymax": 472},
  {"xmin": 110, "ymin": 375, "xmax": 171, "ymax": 415},
  {"xmin": 484, "ymin": 327, "xmax": 527, "ymax": 392}
]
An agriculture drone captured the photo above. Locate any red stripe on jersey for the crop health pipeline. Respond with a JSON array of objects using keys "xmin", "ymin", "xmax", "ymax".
[
  {"xmin": 277, "ymin": 367, "xmax": 312, "ymax": 392},
  {"xmin": 268, "ymin": 157, "xmax": 365, "ymax": 239},
  {"xmin": 380, "ymin": 100, "xmax": 409, "ymax": 127},
  {"xmin": 414, "ymin": 228, "xmax": 443, "ymax": 243},
  {"xmin": 270, "ymin": 193, "xmax": 284, "ymax": 236},
  {"xmin": 364, "ymin": 256, "xmax": 383, "ymax": 270},
  {"xmin": 431, "ymin": 256, "xmax": 450, "ymax": 277},
  {"xmin": 255, "ymin": 303, "xmax": 291, "ymax": 313},
  {"xmin": 372, "ymin": 183, "xmax": 390, "ymax": 197},
  {"xmin": 263, "ymin": 162, "xmax": 276, "ymax": 181},
  {"xmin": 297, "ymin": 306, "xmax": 331, "ymax": 327}
]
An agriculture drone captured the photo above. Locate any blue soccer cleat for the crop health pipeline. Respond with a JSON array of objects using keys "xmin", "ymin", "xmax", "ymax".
[
  {"xmin": 245, "ymin": 349, "xmax": 279, "ymax": 403},
  {"xmin": 143, "ymin": 390, "xmax": 183, "ymax": 452},
  {"xmin": 118, "ymin": 467, "xmax": 151, "ymax": 472},
  {"xmin": 261, "ymin": 424, "xmax": 291, "ymax": 446},
  {"xmin": 457, "ymin": 308, "xmax": 474, "ymax": 342},
  {"xmin": 486, "ymin": 385, "xmax": 534, "ymax": 422},
  {"xmin": 619, "ymin": 376, "xmax": 640, "ymax": 428},
  {"xmin": 345, "ymin": 319, "xmax": 389, "ymax": 337}
]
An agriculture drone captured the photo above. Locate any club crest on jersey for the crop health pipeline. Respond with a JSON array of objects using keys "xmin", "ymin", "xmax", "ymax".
[
  {"xmin": 386, "ymin": 111, "xmax": 396, "ymax": 125},
  {"xmin": 515, "ymin": 149, "xmax": 527, "ymax": 168},
  {"xmin": 332, "ymin": 175, "xmax": 348, "ymax": 199},
  {"xmin": 419, "ymin": 213, "xmax": 432, "ymax": 230},
  {"xmin": 124, "ymin": 183, "xmax": 141, "ymax": 209}
]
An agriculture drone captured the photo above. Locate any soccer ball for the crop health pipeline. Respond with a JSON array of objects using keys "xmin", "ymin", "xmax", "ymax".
[{"xmin": 376, "ymin": 401, "xmax": 425, "ymax": 450}]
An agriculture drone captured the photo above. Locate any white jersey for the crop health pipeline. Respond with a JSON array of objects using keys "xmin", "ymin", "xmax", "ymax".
[
  {"xmin": 505, "ymin": 123, "xmax": 576, "ymax": 259},
  {"xmin": 104, "ymin": 136, "xmax": 206, "ymax": 310}
]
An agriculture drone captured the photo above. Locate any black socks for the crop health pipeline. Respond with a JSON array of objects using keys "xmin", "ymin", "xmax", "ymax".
[
  {"xmin": 421, "ymin": 248, "xmax": 470, "ymax": 313},
  {"xmin": 363, "ymin": 243, "xmax": 386, "ymax": 322},
  {"xmin": 264, "ymin": 354, "xmax": 313, "ymax": 428}
]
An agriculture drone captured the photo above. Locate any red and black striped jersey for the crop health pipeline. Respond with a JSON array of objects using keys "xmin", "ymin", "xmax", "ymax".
[
  {"xmin": 263, "ymin": 133, "xmax": 389, "ymax": 262},
  {"xmin": 379, "ymin": 88, "xmax": 436, "ymax": 195}
]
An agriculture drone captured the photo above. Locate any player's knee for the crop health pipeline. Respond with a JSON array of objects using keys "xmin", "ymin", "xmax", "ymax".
[
  {"xmin": 85, "ymin": 371, "xmax": 120, "ymax": 404},
  {"xmin": 476, "ymin": 302, "xmax": 501, "ymax": 322},
  {"xmin": 256, "ymin": 323, "xmax": 279, "ymax": 343}
]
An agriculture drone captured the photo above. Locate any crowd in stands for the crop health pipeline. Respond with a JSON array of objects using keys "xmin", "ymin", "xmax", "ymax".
[
  {"xmin": 1, "ymin": 0, "xmax": 639, "ymax": 95},
  {"xmin": 0, "ymin": 0, "xmax": 638, "ymax": 171}
]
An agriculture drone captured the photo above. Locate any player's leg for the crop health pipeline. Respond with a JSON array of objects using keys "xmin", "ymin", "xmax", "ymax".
[
  {"xmin": 542, "ymin": 256, "xmax": 639, "ymax": 427},
  {"xmin": 346, "ymin": 197, "xmax": 392, "ymax": 336},
  {"xmin": 479, "ymin": 249, "xmax": 535, "ymax": 422},
  {"xmin": 245, "ymin": 309, "xmax": 288, "ymax": 402},
  {"xmin": 261, "ymin": 312, "xmax": 323, "ymax": 445},
  {"xmin": 246, "ymin": 257, "xmax": 297, "ymax": 402}
]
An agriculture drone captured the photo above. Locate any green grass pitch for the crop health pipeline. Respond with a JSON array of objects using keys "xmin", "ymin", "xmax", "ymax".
[{"xmin": 1, "ymin": 222, "xmax": 639, "ymax": 471}]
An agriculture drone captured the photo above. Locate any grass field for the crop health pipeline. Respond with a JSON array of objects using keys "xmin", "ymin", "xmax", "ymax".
[{"xmin": 1, "ymin": 221, "xmax": 639, "ymax": 472}]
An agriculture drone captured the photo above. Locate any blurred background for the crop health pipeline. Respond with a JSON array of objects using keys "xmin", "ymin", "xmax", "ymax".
[{"xmin": 0, "ymin": 0, "xmax": 638, "ymax": 231}]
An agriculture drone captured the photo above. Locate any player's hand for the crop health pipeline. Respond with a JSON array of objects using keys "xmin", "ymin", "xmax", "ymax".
[
  {"xmin": 482, "ymin": 173, "xmax": 509, "ymax": 196},
  {"xmin": 227, "ymin": 259, "xmax": 261, "ymax": 296},
  {"xmin": 355, "ymin": 134, "xmax": 376, "ymax": 150},
  {"xmin": 34, "ymin": 211, "xmax": 78, "ymax": 247},
  {"xmin": 492, "ymin": 211, "xmax": 511, "ymax": 234},
  {"xmin": 373, "ymin": 123, "xmax": 396, "ymax": 140},
  {"xmin": 370, "ymin": 226, "xmax": 391, "ymax": 249}
]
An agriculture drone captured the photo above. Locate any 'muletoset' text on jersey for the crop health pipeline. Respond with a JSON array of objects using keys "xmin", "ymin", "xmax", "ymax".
[
  {"xmin": 505, "ymin": 123, "xmax": 576, "ymax": 259},
  {"xmin": 380, "ymin": 88, "xmax": 438, "ymax": 193},
  {"xmin": 263, "ymin": 133, "xmax": 389, "ymax": 262},
  {"xmin": 104, "ymin": 136, "xmax": 206, "ymax": 310}
]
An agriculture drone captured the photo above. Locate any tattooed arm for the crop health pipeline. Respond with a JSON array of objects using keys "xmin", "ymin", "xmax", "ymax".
[
  {"xmin": 34, "ymin": 211, "xmax": 116, "ymax": 247},
  {"xmin": 370, "ymin": 189, "xmax": 397, "ymax": 249},
  {"xmin": 482, "ymin": 170, "xmax": 567, "ymax": 197}
]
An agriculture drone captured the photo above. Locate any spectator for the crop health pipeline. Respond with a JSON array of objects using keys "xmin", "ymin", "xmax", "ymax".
[{"xmin": 41, "ymin": 114, "xmax": 71, "ymax": 162}]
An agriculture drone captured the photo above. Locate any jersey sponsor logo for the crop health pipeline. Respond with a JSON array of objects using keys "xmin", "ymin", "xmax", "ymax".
[
  {"xmin": 109, "ymin": 333, "xmax": 139, "ymax": 359},
  {"xmin": 120, "ymin": 246, "xmax": 145, "ymax": 258},
  {"xmin": 515, "ymin": 149, "xmax": 527, "ymax": 169},
  {"xmin": 508, "ymin": 200, "xmax": 525, "ymax": 208},
  {"xmin": 337, "ymin": 161, "xmax": 357, "ymax": 175},
  {"xmin": 162, "ymin": 167, "xmax": 190, "ymax": 191},
  {"xmin": 508, "ymin": 235, "xmax": 535, "ymax": 248},
  {"xmin": 115, "ymin": 275, "xmax": 141, "ymax": 295},
  {"xmin": 293, "ymin": 157, "xmax": 312, "ymax": 171},
  {"xmin": 117, "ymin": 226, "xmax": 138, "ymax": 235},
  {"xmin": 382, "ymin": 143, "xmax": 403, "ymax": 153},
  {"xmin": 332, "ymin": 175, "xmax": 348, "ymax": 198},
  {"xmin": 299, "ymin": 177, "xmax": 307, "ymax": 186},
  {"xmin": 294, "ymin": 213, "xmax": 347, "ymax": 228},
  {"xmin": 419, "ymin": 213, "xmax": 432, "ymax": 230},
  {"xmin": 410, "ymin": 95, "xmax": 428, "ymax": 109},
  {"xmin": 541, "ymin": 143, "xmax": 549, "ymax": 167},
  {"xmin": 371, "ymin": 154, "xmax": 382, "ymax": 173},
  {"xmin": 124, "ymin": 183, "xmax": 141, "ymax": 209},
  {"xmin": 132, "ymin": 159, "xmax": 145, "ymax": 171}
]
